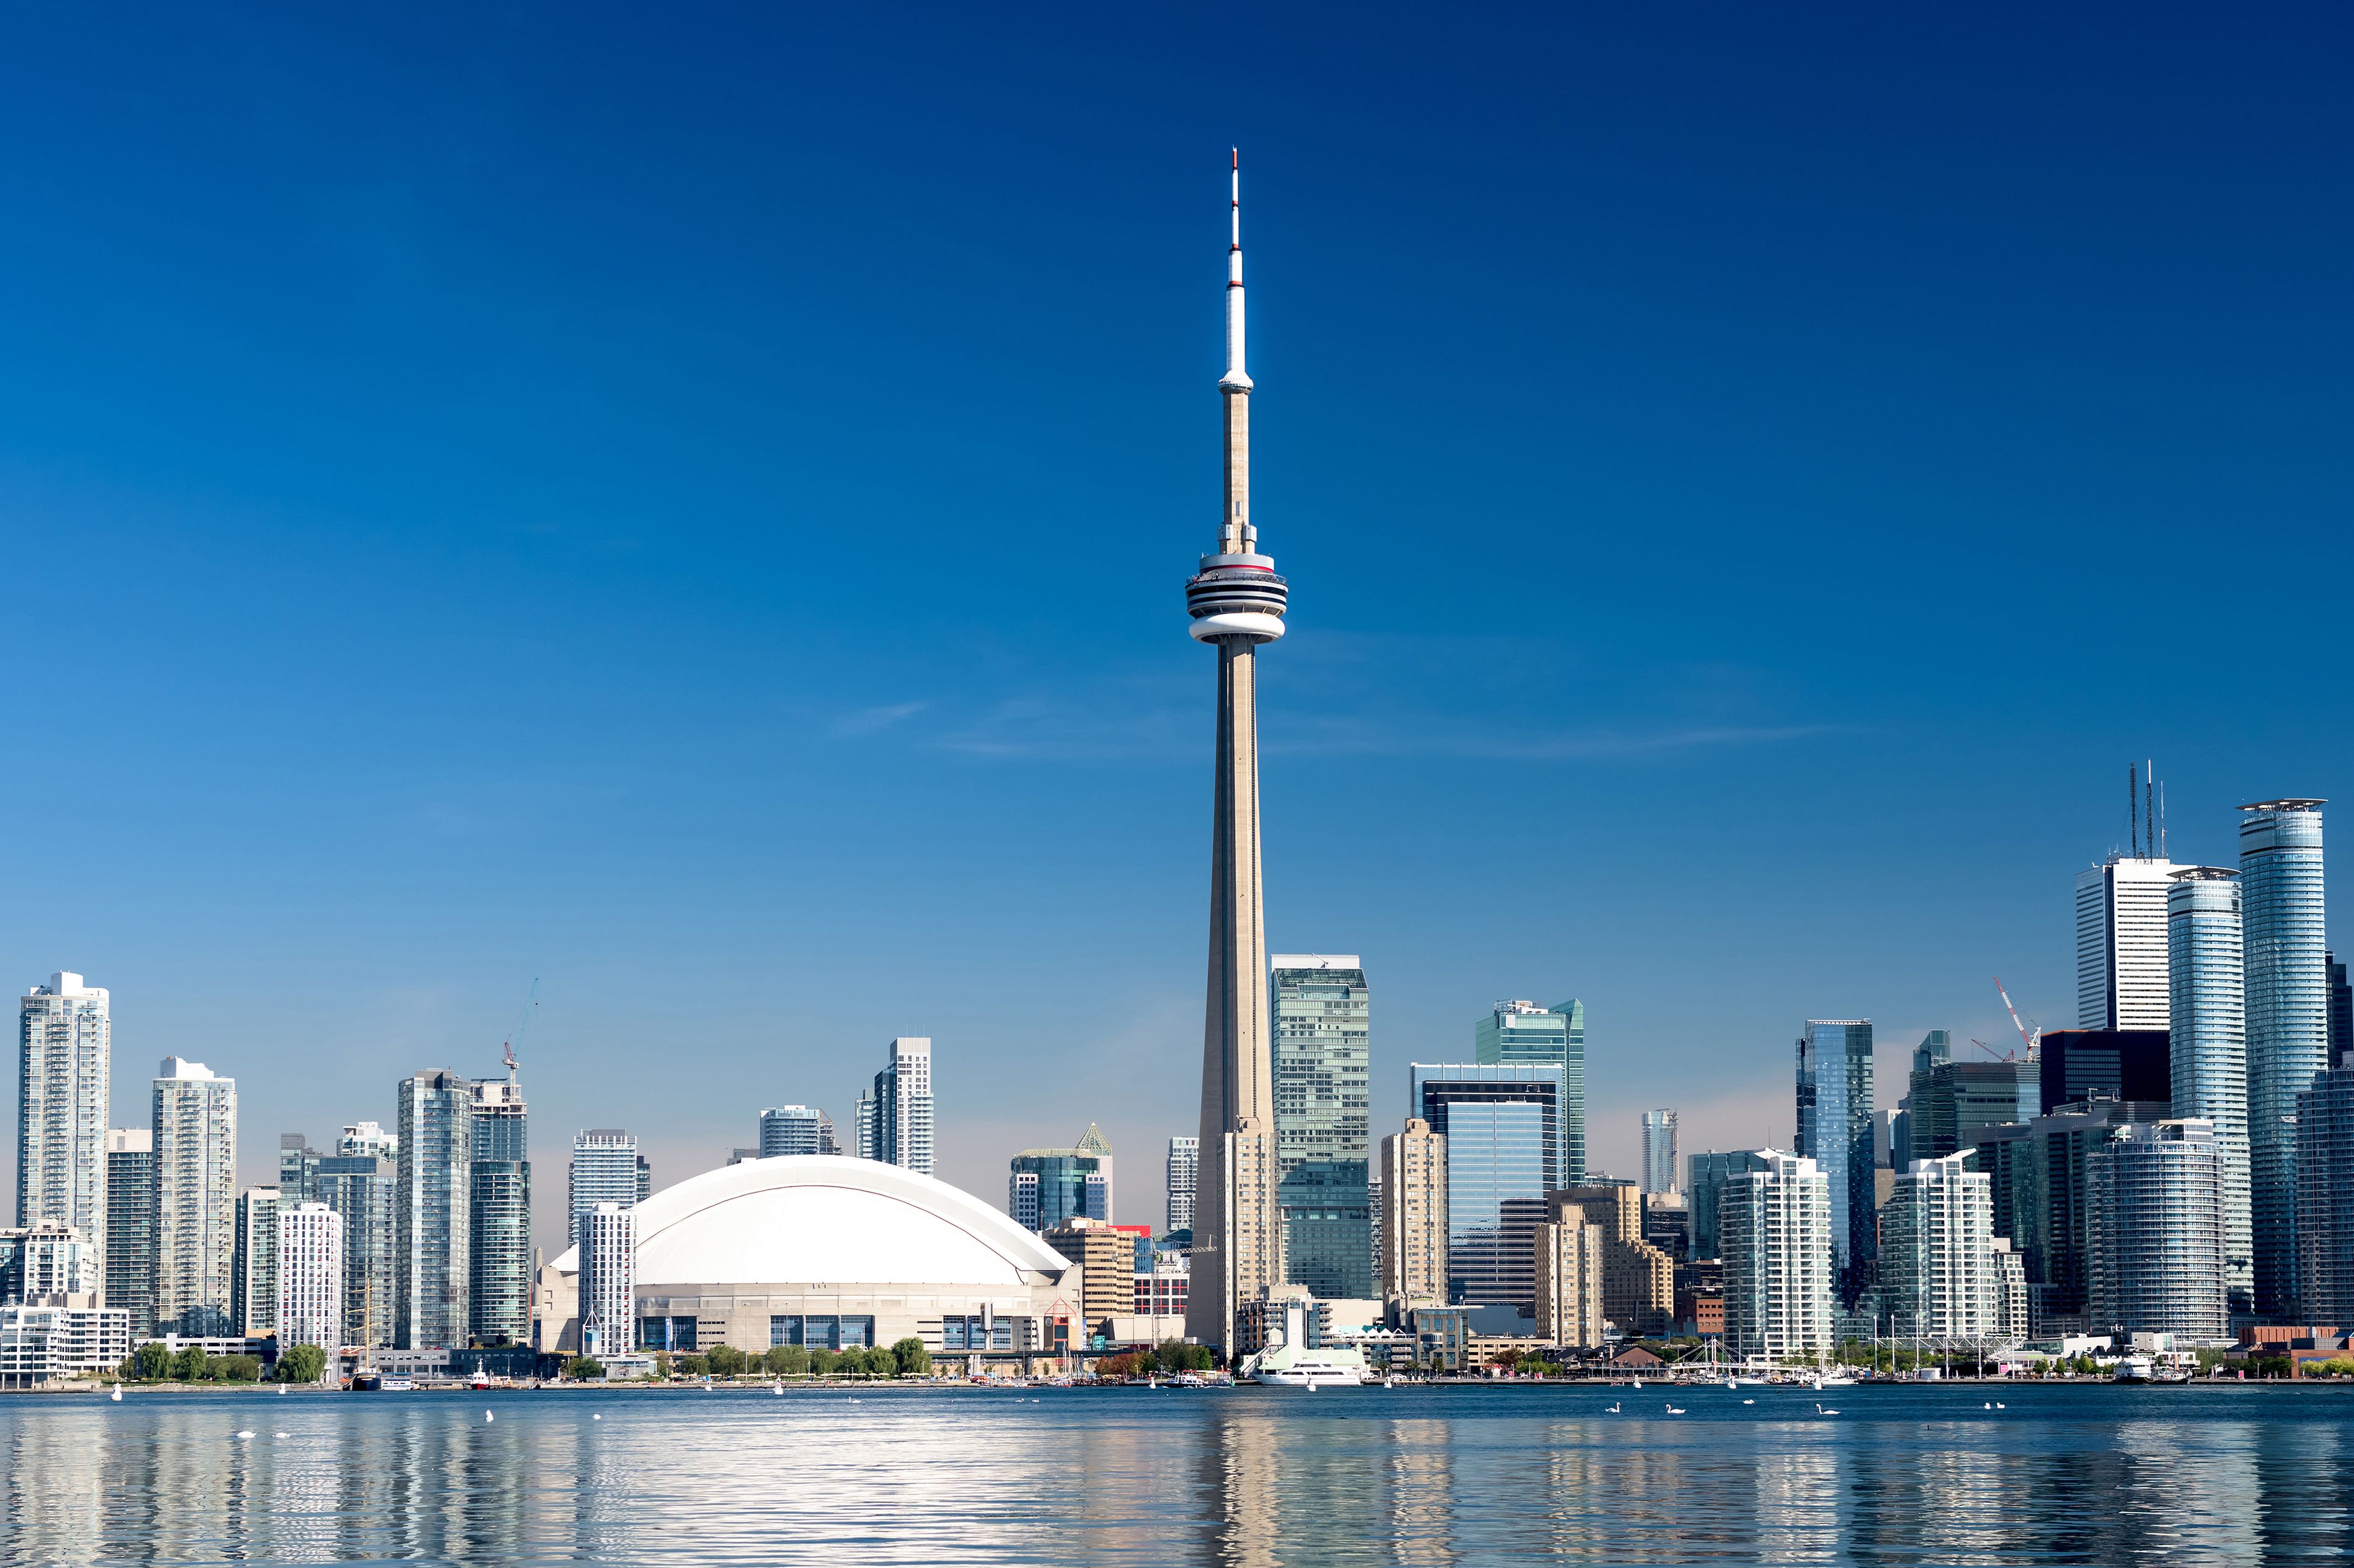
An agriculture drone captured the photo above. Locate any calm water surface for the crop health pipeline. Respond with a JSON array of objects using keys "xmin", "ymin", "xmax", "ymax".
[{"xmin": 5, "ymin": 1381, "xmax": 2352, "ymax": 1564}]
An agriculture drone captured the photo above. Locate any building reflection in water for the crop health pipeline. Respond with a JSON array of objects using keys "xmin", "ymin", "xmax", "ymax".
[{"xmin": 13, "ymin": 1389, "xmax": 2354, "ymax": 1564}]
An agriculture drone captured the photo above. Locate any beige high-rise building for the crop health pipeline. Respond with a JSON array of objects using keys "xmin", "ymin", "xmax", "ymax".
[
  {"xmin": 1553, "ymin": 1179, "xmax": 1672, "ymax": 1337},
  {"xmin": 152, "ymin": 1057, "xmax": 237, "ymax": 1337},
  {"xmin": 1185, "ymin": 153, "xmax": 1289, "ymax": 1358},
  {"xmin": 1380, "ymin": 1117, "xmax": 1447, "ymax": 1308},
  {"xmin": 1534, "ymin": 1205, "xmax": 1605, "ymax": 1348}
]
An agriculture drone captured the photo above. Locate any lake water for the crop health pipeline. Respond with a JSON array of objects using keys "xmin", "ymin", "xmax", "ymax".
[{"xmin": 4, "ymin": 1380, "xmax": 2350, "ymax": 1564}]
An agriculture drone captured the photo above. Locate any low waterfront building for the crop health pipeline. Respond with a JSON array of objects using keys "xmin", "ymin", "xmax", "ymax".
[{"xmin": 0, "ymin": 1301, "xmax": 130, "ymax": 1388}]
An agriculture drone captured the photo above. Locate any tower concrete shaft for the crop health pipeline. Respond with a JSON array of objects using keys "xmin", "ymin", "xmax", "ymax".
[{"xmin": 1186, "ymin": 151, "xmax": 1286, "ymax": 1357}]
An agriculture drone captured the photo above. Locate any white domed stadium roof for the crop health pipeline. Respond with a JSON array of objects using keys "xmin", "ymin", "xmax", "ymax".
[{"xmin": 554, "ymin": 1155, "xmax": 1073, "ymax": 1287}]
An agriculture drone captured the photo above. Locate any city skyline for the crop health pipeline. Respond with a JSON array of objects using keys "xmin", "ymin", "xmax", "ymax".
[{"xmin": 1, "ymin": 9, "xmax": 2350, "ymax": 1255}]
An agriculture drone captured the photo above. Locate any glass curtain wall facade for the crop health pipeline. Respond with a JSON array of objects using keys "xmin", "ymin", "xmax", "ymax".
[
  {"xmin": 2296, "ymin": 1058, "xmax": 2354, "ymax": 1323},
  {"xmin": 1271, "ymin": 956, "xmax": 1371, "ymax": 1298},
  {"xmin": 102, "ymin": 1129, "xmax": 154, "ymax": 1336},
  {"xmin": 1166, "ymin": 1136, "xmax": 1199, "ymax": 1236},
  {"xmin": 1474, "ymin": 1000, "xmax": 1586, "ymax": 1183},
  {"xmin": 2167, "ymin": 866, "xmax": 2252, "ymax": 1316},
  {"xmin": 1640, "ymin": 1110, "xmax": 1678, "ymax": 1195},
  {"xmin": 1911, "ymin": 1061, "xmax": 2041, "ymax": 1163},
  {"xmin": 314, "ymin": 1153, "xmax": 394, "ymax": 1349},
  {"xmin": 1687, "ymin": 1150, "xmax": 1769, "ymax": 1261},
  {"xmin": 2241, "ymin": 799, "xmax": 2327, "ymax": 1319},
  {"xmin": 1411, "ymin": 1063, "xmax": 1565, "ymax": 1313},
  {"xmin": 469, "ymin": 1077, "xmax": 531, "ymax": 1347},
  {"xmin": 757, "ymin": 1107, "xmax": 824, "ymax": 1158},
  {"xmin": 2086, "ymin": 1119, "xmax": 2227, "ymax": 1341},
  {"xmin": 230, "ymin": 1186, "xmax": 279, "ymax": 1337},
  {"xmin": 569, "ymin": 1129, "xmax": 642, "ymax": 1251},
  {"xmin": 394, "ymin": 1071, "xmax": 473, "ymax": 1350},
  {"xmin": 1794, "ymin": 1020, "xmax": 1876, "ymax": 1305}
]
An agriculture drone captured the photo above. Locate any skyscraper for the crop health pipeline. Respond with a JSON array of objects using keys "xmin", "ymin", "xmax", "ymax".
[
  {"xmin": 859, "ymin": 1038, "xmax": 935, "ymax": 1176},
  {"xmin": 313, "ymin": 1150, "xmax": 394, "ymax": 1349},
  {"xmin": 1640, "ymin": 1110, "xmax": 1678, "ymax": 1196},
  {"xmin": 16, "ymin": 973, "xmax": 110, "ymax": 1255},
  {"xmin": 1185, "ymin": 152, "xmax": 1287, "ymax": 1358},
  {"xmin": 2077, "ymin": 854, "xmax": 2178, "ymax": 1029},
  {"xmin": 1533, "ymin": 1205, "xmax": 1605, "ymax": 1349},
  {"xmin": 2241, "ymin": 798, "xmax": 2328, "ymax": 1319},
  {"xmin": 579, "ymin": 1202, "xmax": 634, "ymax": 1362},
  {"xmin": 2088, "ymin": 1119, "xmax": 2227, "ymax": 1341},
  {"xmin": 2168, "ymin": 865, "xmax": 2252, "ymax": 1316},
  {"xmin": 278, "ymin": 1133, "xmax": 322, "ymax": 1207},
  {"xmin": 394, "ymin": 1070, "xmax": 472, "ymax": 1350},
  {"xmin": 1271, "ymin": 955, "xmax": 1372, "ymax": 1297},
  {"xmin": 2331, "ymin": 951, "xmax": 2353, "ymax": 1060},
  {"xmin": 231, "ymin": 1186, "xmax": 279, "ymax": 1338},
  {"xmin": 757, "ymin": 1107, "xmax": 826, "ymax": 1158},
  {"xmin": 1475, "ymin": 1000, "xmax": 1587, "ymax": 1183},
  {"xmin": 1165, "ymin": 1136, "xmax": 1199, "ymax": 1236},
  {"xmin": 275, "ymin": 1202, "xmax": 344, "ymax": 1371},
  {"xmin": 1718, "ymin": 1150, "xmax": 1833, "ymax": 1361},
  {"xmin": 1908, "ymin": 1060, "xmax": 2041, "ymax": 1163},
  {"xmin": 2036, "ymin": 1029, "xmax": 2170, "ymax": 1111},
  {"xmin": 1553, "ymin": 1180, "xmax": 1674, "ymax": 1336},
  {"xmin": 469, "ymin": 1066, "xmax": 531, "ymax": 1347},
  {"xmin": 1878, "ymin": 1151, "xmax": 1999, "ymax": 1340},
  {"xmin": 1411, "ymin": 1063, "xmax": 1568, "ymax": 1312},
  {"xmin": 570, "ymin": 1129, "xmax": 642, "ymax": 1251},
  {"xmin": 1686, "ymin": 1149, "xmax": 1769, "ymax": 1261},
  {"xmin": 1379, "ymin": 1117, "xmax": 1447, "ymax": 1307},
  {"xmin": 103, "ymin": 1128, "xmax": 154, "ymax": 1333},
  {"xmin": 152, "ymin": 1057, "xmax": 237, "ymax": 1336},
  {"xmin": 1008, "ymin": 1127, "xmax": 1113, "ymax": 1233},
  {"xmin": 1794, "ymin": 1020, "xmax": 1875, "ymax": 1305},
  {"xmin": 2297, "ymin": 1055, "xmax": 2354, "ymax": 1323}
]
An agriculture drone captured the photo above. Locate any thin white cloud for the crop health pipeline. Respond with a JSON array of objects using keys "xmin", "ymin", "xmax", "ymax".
[{"xmin": 831, "ymin": 700, "xmax": 929, "ymax": 737}]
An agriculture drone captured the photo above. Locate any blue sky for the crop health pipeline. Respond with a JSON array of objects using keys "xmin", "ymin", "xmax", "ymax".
[{"xmin": 3, "ymin": 4, "xmax": 2348, "ymax": 1249}]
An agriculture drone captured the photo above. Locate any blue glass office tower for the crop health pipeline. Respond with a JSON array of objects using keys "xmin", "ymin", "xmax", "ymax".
[
  {"xmin": 1474, "ymin": 999, "xmax": 1585, "ymax": 1183},
  {"xmin": 1411, "ymin": 1062, "xmax": 1567, "ymax": 1313},
  {"xmin": 1794, "ymin": 1019, "xmax": 1875, "ymax": 1306},
  {"xmin": 2169, "ymin": 866, "xmax": 2252, "ymax": 1316},
  {"xmin": 1272, "ymin": 956, "xmax": 1372, "ymax": 1298},
  {"xmin": 2242, "ymin": 800, "xmax": 2328, "ymax": 1319},
  {"xmin": 1687, "ymin": 1149, "xmax": 1770, "ymax": 1261}
]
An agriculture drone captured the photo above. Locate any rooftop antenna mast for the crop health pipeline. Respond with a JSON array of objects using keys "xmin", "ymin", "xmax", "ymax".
[{"xmin": 2127, "ymin": 764, "xmax": 2137, "ymax": 857}]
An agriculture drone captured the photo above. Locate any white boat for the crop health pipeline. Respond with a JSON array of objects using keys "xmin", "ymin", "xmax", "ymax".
[
  {"xmin": 381, "ymin": 1377, "xmax": 415, "ymax": 1392},
  {"xmin": 1240, "ymin": 1299, "xmax": 1371, "ymax": 1388},
  {"xmin": 2113, "ymin": 1355, "xmax": 2156, "ymax": 1383}
]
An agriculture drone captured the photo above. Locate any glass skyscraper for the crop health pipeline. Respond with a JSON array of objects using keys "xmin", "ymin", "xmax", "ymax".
[
  {"xmin": 1411, "ymin": 1062, "xmax": 1568, "ymax": 1313},
  {"xmin": 1794, "ymin": 1019, "xmax": 1875, "ymax": 1305},
  {"xmin": 2168, "ymin": 865, "xmax": 2251, "ymax": 1316},
  {"xmin": 2241, "ymin": 799, "xmax": 2327, "ymax": 1319},
  {"xmin": 1640, "ymin": 1110, "xmax": 1678, "ymax": 1196},
  {"xmin": 469, "ymin": 1074, "xmax": 531, "ymax": 1347},
  {"xmin": 1686, "ymin": 1149, "xmax": 1769, "ymax": 1261},
  {"xmin": 571, "ymin": 1128, "xmax": 643, "ymax": 1250},
  {"xmin": 103, "ymin": 1128, "xmax": 154, "ymax": 1337},
  {"xmin": 1474, "ymin": 999, "xmax": 1585, "ymax": 1183},
  {"xmin": 1271, "ymin": 955, "xmax": 1371, "ymax": 1298},
  {"xmin": 394, "ymin": 1070, "xmax": 473, "ymax": 1350},
  {"xmin": 314, "ymin": 1151, "xmax": 394, "ymax": 1349},
  {"xmin": 1008, "ymin": 1126, "xmax": 1113, "ymax": 1233}
]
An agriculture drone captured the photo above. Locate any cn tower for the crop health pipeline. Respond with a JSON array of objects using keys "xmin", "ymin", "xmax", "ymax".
[{"xmin": 1184, "ymin": 151, "xmax": 1287, "ymax": 1358}]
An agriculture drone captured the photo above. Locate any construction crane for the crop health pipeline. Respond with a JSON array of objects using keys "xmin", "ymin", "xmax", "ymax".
[
  {"xmin": 1992, "ymin": 975, "xmax": 2041, "ymax": 1061},
  {"xmin": 1968, "ymin": 1038, "xmax": 2019, "ymax": 1062},
  {"xmin": 501, "ymin": 977, "xmax": 539, "ymax": 1084}
]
